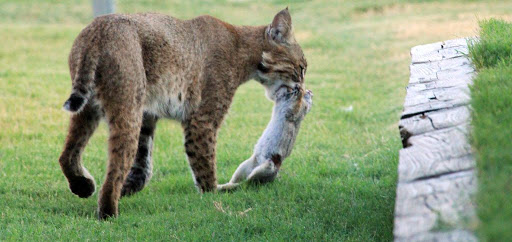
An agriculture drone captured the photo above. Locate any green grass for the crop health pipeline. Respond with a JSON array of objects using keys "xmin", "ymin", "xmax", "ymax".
[
  {"xmin": 1, "ymin": 0, "xmax": 511, "ymax": 241},
  {"xmin": 469, "ymin": 19, "xmax": 512, "ymax": 69},
  {"xmin": 469, "ymin": 19, "xmax": 512, "ymax": 241}
]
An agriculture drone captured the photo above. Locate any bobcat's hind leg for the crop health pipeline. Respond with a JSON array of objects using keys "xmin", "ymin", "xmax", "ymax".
[
  {"xmin": 95, "ymin": 26, "xmax": 146, "ymax": 219},
  {"xmin": 59, "ymin": 103, "xmax": 102, "ymax": 198},
  {"xmin": 121, "ymin": 113, "xmax": 158, "ymax": 197},
  {"xmin": 98, "ymin": 100, "xmax": 143, "ymax": 219}
]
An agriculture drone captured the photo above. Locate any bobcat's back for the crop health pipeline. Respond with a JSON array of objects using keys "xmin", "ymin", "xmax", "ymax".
[{"xmin": 66, "ymin": 13, "xmax": 254, "ymax": 120}]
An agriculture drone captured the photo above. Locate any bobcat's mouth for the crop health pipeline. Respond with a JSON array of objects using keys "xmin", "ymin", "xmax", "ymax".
[{"xmin": 265, "ymin": 81, "xmax": 302, "ymax": 101}]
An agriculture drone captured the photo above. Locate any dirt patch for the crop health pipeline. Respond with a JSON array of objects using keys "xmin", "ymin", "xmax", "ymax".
[{"xmin": 395, "ymin": 13, "xmax": 512, "ymax": 41}]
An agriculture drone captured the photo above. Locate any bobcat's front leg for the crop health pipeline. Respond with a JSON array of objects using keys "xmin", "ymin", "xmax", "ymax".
[
  {"xmin": 182, "ymin": 116, "xmax": 219, "ymax": 192},
  {"xmin": 181, "ymin": 85, "xmax": 235, "ymax": 192}
]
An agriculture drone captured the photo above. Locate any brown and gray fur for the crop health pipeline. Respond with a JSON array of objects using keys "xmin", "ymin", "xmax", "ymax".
[
  {"xmin": 217, "ymin": 86, "xmax": 312, "ymax": 191},
  {"xmin": 58, "ymin": 8, "xmax": 307, "ymax": 219}
]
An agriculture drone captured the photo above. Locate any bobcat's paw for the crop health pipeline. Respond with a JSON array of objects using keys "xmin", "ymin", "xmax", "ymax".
[
  {"xmin": 97, "ymin": 206, "xmax": 117, "ymax": 220},
  {"xmin": 69, "ymin": 176, "xmax": 96, "ymax": 198},
  {"xmin": 121, "ymin": 164, "xmax": 153, "ymax": 197},
  {"xmin": 121, "ymin": 176, "xmax": 146, "ymax": 197},
  {"xmin": 98, "ymin": 197, "xmax": 118, "ymax": 220}
]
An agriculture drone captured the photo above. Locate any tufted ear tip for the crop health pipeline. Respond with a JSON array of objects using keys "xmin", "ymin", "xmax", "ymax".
[
  {"xmin": 274, "ymin": 8, "xmax": 291, "ymax": 23},
  {"xmin": 268, "ymin": 8, "xmax": 293, "ymax": 44}
]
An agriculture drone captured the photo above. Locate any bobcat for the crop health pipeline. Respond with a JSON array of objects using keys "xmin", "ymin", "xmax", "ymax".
[
  {"xmin": 217, "ymin": 86, "xmax": 312, "ymax": 192},
  {"xmin": 58, "ymin": 8, "xmax": 307, "ymax": 219}
]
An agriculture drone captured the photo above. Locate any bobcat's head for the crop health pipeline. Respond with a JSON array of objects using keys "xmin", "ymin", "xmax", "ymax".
[{"xmin": 256, "ymin": 8, "xmax": 307, "ymax": 100}]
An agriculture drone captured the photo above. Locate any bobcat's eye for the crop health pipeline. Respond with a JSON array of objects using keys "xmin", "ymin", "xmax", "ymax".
[
  {"xmin": 299, "ymin": 65, "xmax": 306, "ymax": 81},
  {"xmin": 257, "ymin": 62, "xmax": 270, "ymax": 73}
]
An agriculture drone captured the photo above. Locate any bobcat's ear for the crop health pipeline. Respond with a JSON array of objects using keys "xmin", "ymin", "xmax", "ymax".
[{"xmin": 267, "ymin": 8, "xmax": 293, "ymax": 44}]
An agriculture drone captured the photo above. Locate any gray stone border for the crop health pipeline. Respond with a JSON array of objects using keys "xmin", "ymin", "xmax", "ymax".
[{"xmin": 394, "ymin": 38, "xmax": 478, "ymax": 242}]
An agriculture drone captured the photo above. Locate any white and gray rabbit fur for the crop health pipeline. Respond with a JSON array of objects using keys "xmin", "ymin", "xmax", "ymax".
[{"xmin": 217, "ymin": 86, "xmax": 312, "ymax": 191}]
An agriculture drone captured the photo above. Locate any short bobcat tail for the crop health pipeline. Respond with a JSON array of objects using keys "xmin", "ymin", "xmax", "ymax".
[{"xmin": 63, "ymin": 51, "xmax": 99, "ymax": 113}]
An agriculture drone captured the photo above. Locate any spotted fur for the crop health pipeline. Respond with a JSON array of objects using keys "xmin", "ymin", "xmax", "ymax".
[
  {"xmin": 58, "ymin": 8, "xmax": 307, "ymax": 219},
  {"xmin": 121, "ymin": 113, "xmax": 158, "ymax": 197}
]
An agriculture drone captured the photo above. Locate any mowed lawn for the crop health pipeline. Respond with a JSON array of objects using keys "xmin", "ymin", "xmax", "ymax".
[{"xmin": 1, "ymin": 0, "xmax": 511, "ymax": 240}]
